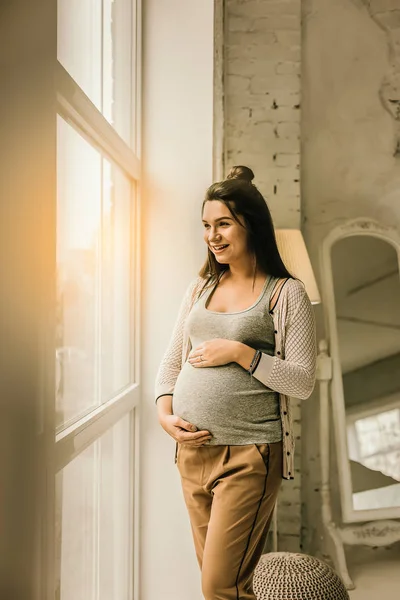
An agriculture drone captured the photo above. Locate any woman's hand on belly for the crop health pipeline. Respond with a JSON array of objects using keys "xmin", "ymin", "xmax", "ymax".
[
  {"xmin": 159, "ymin": 414, "xmax": 212, "ymax": 447},
  {"xmin": 188, "ymin": 338, "xmax": 239, "ymax": 368}
]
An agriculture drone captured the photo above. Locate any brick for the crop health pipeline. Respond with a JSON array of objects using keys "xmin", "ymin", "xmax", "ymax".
[
  {"xmin": 270, "ymin": 90, "xmax": 300, "ymax": 107},
  {"xmin": 227, "ymin": 31, "xmax": 274, "ymax": 47},
  {"xmin": 263, "ymin": 167, "xmax": 299, "ymax": 182},
  {"xmin": 227, "ymin": 0, "xmax": 299, "ymax": 19},
  {"xmin": 228, "ymin": 16, "xmax": 255, "ymax": 32},
  {"xmin": 226, "ymin": 107, "xmax": 253, "ymax": 124},
  {"xmin": 227, "ymin": 93, "xmax": 275, "ymax": 110},
  {"xmin": 291, "ymin": 399, "xmax": 301, "ymax": 416},
  {"xmin": 276, "ymin": 30, "xmax": 301, "ymax": 47},
  {"xmin": 277, "ymin": 122, "xmax": 300, "ymax": 140},
  {"xmin": 278, "ymin": 534, "xmax": 301, "ymax": 553},
  {"xmin": 252, "ymin": 15, "xmax": 300, "ymax": 32},
  {"xmin": 227, "ymin": 120, "xmax": 276, "ymax": 139},
  {"xmin": 228, "ymin": 134, "xmax": 276, "ymax": 154},
  {"xmin": 294, "ymin": 453, "xmax": 302, "ymax": 471},
  {"xmin": 279, "ymin": 483, "xmax": 301, "ymax": 503},
  {"xmin": 226, "ymin": 74, "xmax": 251, "ymax": 93},
  {"xmin": 276, "ymin": 168, "xmax": 300, "ymax": 181},
  {"xmin": 226, "ymin": 151, "xmax": 277, "ymax": 171},
  {"xmin": 258, "ymin": 181, "xmax": 277, "ymax": 198},
  {"xmin": 257, "ymin": 1, "xmax": 300, "ymax": 16},
  {"xmin": 227, "ymin": 58, "xmax": 277, "ymax": 77},
  {"xmin": 275, "ymin": 153, "xmax": 300, "ymax": 167},
  {"xmin": 278, "ymin": 499, "xmax": 301, "ymax": 510},
  {"xmin": 227, "ymin": 42, "xmax": 300, "ymax": 63},
  {"xmin": 276, "ymin": 180, "xmax": 300, "ymax": 196},
  {"xmin": 252, "ymin": 106, "xmax": 300, "ymax": 122},
  {"xmin": 250, "ymin": 75, "xmax": 300, "ymax": 94},
  {"xmin": 276, "ymin": 61, "xmax": 300, "ymax": 75},
  {"xmin": 278, "ymin": 514, "xmax": 302, "ymax": 536},
  {"xmin": 269, "ymin": 137, "xmax": 299, "ymax": 152}
]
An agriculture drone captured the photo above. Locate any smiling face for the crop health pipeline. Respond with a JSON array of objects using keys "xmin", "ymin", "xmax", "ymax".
[{"xmin": 202, "ymin": 200, "xmax": 250, "ymax": 265}]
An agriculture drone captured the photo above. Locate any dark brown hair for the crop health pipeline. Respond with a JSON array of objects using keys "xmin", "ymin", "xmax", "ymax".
[{"xmin": 198, "ymin": 165, "xmax": 293, "ymax": 290}]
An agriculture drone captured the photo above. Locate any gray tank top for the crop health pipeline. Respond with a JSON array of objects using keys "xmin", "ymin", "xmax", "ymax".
[{"xmin": 172, "ymin": 274, "xmax": 283, "ymax": 445}]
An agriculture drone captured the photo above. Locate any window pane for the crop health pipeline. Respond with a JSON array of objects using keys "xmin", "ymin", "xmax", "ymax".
[
  {"xmin": 56, "ymin": 414, "xmax": 133, "ymax": 600},
  {"xmin": 58, "ymin": 0, "xmax": 134, "ymax": 146},
  {"xmin": 103, "ymin": 0, "xmax": 134, "ymax": 145},
  {"xmin": 101, "ymin": 163, "xmax": 133, "ymax": 401},
  {"xmin": 56, "ymin": 117, "xmax": 101, "ymax": 428},
  {"xmin": 58, "ymin": 0, "xmax": 102, "ymax": 111}
]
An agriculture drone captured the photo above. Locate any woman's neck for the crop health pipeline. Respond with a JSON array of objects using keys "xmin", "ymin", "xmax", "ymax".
[{"xmin": 223, "ymin": 265, "xmax": 267, "ymax": 284}]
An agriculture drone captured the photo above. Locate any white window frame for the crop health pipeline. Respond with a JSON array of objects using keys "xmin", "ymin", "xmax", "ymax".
[
  {"xmin": 42, "ymin": 2, "xmax": 142, "ymax": 599},
  {"xmin": 346, "ymin": 392, "xmax": 400, "ymax": 468}
]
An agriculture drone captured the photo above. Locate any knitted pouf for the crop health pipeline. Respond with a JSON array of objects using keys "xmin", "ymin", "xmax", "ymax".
[{"xmin": 253, "ymin": 552, "xmax": 350, "ymax": 600}]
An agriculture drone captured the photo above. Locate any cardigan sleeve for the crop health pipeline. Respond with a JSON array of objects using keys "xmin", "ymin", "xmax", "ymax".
[
  {"xmin": 154, "ymin": 277, "xmax": 203, "ymax": 402},
  {"xmin": 252, "ymin": 281, "xmax": 317, "ymax": 400}
]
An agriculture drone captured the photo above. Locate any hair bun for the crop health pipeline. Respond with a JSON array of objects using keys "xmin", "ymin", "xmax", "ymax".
[{"xmin": 226, "ymin": 165, "xmax": 254, "ymax": 183}]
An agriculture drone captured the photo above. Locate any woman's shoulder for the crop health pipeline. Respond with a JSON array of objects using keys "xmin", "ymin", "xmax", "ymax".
[
  {"xmin": 185, "ymin": 275, "xmax": 210, "ymax": 303},
  {"xmin": 276, "ymin": 277, "xmax": 308, "ymax": 310}
]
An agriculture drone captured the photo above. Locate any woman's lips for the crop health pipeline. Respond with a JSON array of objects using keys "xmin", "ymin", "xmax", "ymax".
[{"xmin": 211, "ymin": 244, "xmax": 229, "ymax": 254}]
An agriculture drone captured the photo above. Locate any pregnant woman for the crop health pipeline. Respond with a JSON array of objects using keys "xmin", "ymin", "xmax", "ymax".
[{"xmin": 155, "ymin": 166, "xmax": 316, "ymax": 600}]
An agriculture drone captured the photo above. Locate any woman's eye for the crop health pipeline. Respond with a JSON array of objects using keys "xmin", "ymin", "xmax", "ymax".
[{"xmin": 203, "ymin": 222, "xmax": 229, "ymax": 228}]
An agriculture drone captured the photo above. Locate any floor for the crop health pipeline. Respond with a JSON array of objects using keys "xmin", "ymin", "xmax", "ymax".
[{"xmin": 347, "ymin": 548, "xmax": 400, "ymax": 599}]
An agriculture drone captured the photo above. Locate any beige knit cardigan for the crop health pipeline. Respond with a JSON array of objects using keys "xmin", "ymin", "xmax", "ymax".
[{"xmin": 155, "ymin": 276, "xmax": 317, "ymax": 480}]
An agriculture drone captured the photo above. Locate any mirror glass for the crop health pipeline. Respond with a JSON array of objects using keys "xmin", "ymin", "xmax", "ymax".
[{"xmin": 331, "ymin": 235, "xmax": 400, "ymax": 512}]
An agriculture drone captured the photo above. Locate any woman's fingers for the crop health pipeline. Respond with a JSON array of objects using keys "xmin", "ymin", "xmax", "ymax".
[
  {"xmin": 185, "ymin": 438, "xmax": 212, "ymax": 447},
  {"xmin": 178, "ymin": 429, "xmax": 212, "ymax": 443},
  {"xmin": 173, "ymin": 415, "xmax": 198, "ymax": 432}
]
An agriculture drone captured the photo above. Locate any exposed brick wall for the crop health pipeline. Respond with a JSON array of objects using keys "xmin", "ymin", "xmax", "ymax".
[
  {"xmin": 225, "ymin": 0, "xmax": 301, "ymax": 230},
  {"xmin": 224, "ymin": 0, "xmax": 303, "ymax": 552}
]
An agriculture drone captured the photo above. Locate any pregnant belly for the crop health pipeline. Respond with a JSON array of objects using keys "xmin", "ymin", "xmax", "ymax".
[{"xmin": 172, "ymin": 362, "xmax": 279, "ymax": 434}]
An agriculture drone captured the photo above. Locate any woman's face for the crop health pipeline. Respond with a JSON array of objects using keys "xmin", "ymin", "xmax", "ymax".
[{"xmin": 202, "ymin": 200, "xmax": 249, "ymax": 265}]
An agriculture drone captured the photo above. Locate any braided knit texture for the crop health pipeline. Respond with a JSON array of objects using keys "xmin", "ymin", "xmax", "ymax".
[
  {"xmin": 253, "ymin": 553, "xmax": 350, "ymax": 600},
  {"xmin": 256, "ymin": 278, "xmax": 316, "ymax": 399}
]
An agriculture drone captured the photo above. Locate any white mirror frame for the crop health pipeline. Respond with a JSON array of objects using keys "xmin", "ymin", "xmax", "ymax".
[{"xmin": 320, "ymin": 217, "xmax": 400, "ymax": 523}]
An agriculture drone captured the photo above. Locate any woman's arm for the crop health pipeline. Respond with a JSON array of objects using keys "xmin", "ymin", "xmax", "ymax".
[
  {"xmin": 235, "ymin": 284, "xmax": 316, "ymax": 399},
  {"xmin": 154, "ymin": 277, "xmax": 203, "ymax": 402}
]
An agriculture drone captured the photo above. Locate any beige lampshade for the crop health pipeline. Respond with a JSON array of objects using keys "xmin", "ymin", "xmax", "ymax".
[{"xmin": 275, "ymin": 229, "xmax": 321, "ymax": 305}]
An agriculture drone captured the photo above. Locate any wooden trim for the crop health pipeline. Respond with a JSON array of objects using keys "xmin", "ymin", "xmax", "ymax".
[
  {"xmin": 55, "ymin": 385, "xmax": 140, "ymax": 473},
  {"xmin": 56, "ymin": 63, "xmax": 140, "ymax": 181}
]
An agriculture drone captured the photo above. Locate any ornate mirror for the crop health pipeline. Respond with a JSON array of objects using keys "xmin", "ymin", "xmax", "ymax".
[{"xmin": 321, "ymin": 219, "xmax": 400, "ymax": 523}]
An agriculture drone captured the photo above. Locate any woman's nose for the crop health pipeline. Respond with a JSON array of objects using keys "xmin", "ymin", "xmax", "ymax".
[{"xmin": 209, "ymin": 229, "xmax": 221, "ymax": 242}]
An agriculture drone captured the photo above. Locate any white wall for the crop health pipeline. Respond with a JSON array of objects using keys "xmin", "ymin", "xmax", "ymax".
[{"xmin": 140, "ymin": 1, "xmax": 214, "ymax": 599}]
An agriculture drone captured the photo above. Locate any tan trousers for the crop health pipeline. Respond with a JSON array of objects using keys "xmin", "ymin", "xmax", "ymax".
[{"xmin": 176, "ymin": 441, "xmax": 283, "ymax": 600}]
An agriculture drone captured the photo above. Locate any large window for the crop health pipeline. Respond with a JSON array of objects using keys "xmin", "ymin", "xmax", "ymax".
[
  {"xmin": 58, "ymin": 0, "xmax": 136, "ymax": 146},
  {"xmin": 46, "ymin": 2, "xmax": 141, "ymax": 599},
  {"xmin": 56, "ymin": 415, "xmax": 133, "ymax": 600},
  {"xmin": 56, "ymin": 117, "xmax": 136, "ymax": 428}
]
